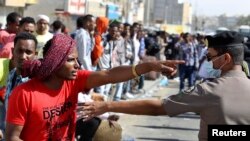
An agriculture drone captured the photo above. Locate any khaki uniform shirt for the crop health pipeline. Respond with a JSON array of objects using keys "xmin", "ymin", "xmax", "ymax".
[{"xmin": 163, "ymin": 70, "xmax": 250, "ymax": 141}]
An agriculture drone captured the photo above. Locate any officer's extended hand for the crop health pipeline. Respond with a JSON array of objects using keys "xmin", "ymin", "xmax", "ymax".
[{"xmin": 77, "ymin": 101, "xmax": 107, "ymax": 121}]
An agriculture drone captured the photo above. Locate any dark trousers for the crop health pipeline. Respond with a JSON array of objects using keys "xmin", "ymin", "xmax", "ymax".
[
  {"xmin": 75, "ymin": 117, "xmax": 101, "ymax": 141},
  {"xmin": 179, "ymin": 65, "xmax": 196, "ymax": 91},
  {"xmin": 138, "ymin": 75, "xmax": 144, "ymax": 89}
]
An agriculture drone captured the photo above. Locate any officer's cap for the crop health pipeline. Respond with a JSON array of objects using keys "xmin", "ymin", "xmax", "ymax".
[{"xmin": 206, "ymin": 31, "xmax": 244, "ymax": 48}]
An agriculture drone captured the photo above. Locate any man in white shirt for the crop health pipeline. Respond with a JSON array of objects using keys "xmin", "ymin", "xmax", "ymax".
[
  {"xmin": 75, "ymin": 15, "xmax": 96, "ymax": 71},
  {"xmin": 35, "ymin": 14, "xmax": 53, "ymax": 58}
]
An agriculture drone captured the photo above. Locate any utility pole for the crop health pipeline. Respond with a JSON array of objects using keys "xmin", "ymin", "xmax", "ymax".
[
  {"xmin": 193, "ymin": 0, "xmax": 198, "ymax": 32},
  {"xmin": 85, "ymin": 0, "xmax": 89, "ymax": 14},
  {"xmin": 194, "ymin": 15, "xmax": 198, "ymax": 31},
  {"xmin": 201, "ymin": 19, "xmax": 205, "ymax": 31}
]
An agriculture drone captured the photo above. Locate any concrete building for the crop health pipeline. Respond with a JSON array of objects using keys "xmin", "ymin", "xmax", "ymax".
[
  {"xmin": 108, "ymin": 0, "xmax": 144, "ymax": 24},
  {"xmin": 144, "ymin": 0, "xmax": 192, "ymax": 33},
  {"xmin": 133, "ymin": 0, "xmax": 144, "ymax": 23},
  {"xmin": 87, "ymin": 0, "xmax": 106, "ymax": 17},
  {"xmin": 24, "ymin": 0, "xmax": 64, "ymax": 20},
  {"xmin": 218, "ymin": 15, "xmax": 238, "ymax": 30},
  {"xmin": 0, "ymin": 0, "xmax": 37, "ymax": 29},
  {"xmin": 143, "ymin": 0, "xmax": 154, "ymax": 26},
  {"xmin": 146, "ymin": 0, "xmax": 191, "ymax": 25},
  {"xmin": 182, "ymin": 2, "xmax": 192, "ymax": 31},
  {"xmin": 24, "ymin": 0, "xmax": 108, "ymax": 32}
]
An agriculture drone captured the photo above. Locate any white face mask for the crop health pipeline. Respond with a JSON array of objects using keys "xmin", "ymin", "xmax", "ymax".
[
  {"xmin": 205, "ymin": 61, "xmax": 222, "ymax": 78},
  {"xmin": 207, "ymin": 54, "xmax": 226, "ymax": 78}
]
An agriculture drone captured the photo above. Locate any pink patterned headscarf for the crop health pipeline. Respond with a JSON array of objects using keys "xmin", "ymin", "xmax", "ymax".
[{"xmin": 22, "ymin": 34, "xmax": 76, "ymax": 80}]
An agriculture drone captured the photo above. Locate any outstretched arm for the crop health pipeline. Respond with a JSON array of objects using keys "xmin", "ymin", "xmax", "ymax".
[
  {"xmin": 85, "ymin": 60, "xmax": 184, "ymax": 89},
  {"xmin": 78, "ymin": 99, "xmax": 167, "ymax": 120}
]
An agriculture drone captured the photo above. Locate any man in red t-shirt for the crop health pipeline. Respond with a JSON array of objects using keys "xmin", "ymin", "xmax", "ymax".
[
  {"xmin": 6, "ymin": 34, "xmax": 184, "ymax": 141},
  {"xmin": 0, "ymin": 12, "xmax": 22, "ymax": 59}
]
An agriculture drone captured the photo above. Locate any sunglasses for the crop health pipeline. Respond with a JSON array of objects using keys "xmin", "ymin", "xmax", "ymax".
[
  {"xmin": 206, "ymin": 54, "xmax": 219, "ymax": 61},
  {"xmin": 206, "ymin": 53, "xmax": 227, "ymax": 62}
]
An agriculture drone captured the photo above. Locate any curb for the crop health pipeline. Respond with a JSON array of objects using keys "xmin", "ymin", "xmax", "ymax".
[
  {"xmin": 134, "ymin": 78, "xmax": 162, "ymax": 99},
  {"xmin": 144, "ymin": 78, "xmax": 162, "ymax": 92}
]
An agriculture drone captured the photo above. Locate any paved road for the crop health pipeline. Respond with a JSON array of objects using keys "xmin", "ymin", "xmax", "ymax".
[{"xmin": 118, "ymin": 78, "xmax": 200, "ymax": 141}]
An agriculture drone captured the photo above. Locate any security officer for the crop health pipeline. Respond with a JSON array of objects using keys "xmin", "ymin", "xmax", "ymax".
[{"xmin": 81, "ymin": 31, "xmax": 250, "ymax": 141}]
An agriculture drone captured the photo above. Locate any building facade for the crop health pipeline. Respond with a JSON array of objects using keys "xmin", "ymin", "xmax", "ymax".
[
  {"xmin": 144, "ymin": 0, "xmax": 192, "ymax": 33},
  {"xmin": 0, "ymin": 0, "xmax": 38, "ymax": 28}
]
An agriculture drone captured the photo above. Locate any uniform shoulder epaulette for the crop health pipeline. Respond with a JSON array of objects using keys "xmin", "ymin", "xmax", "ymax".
[
  {"xmin": 199, "ymin": 78, "xmax": 216, "ymax": 83},
  {"xmin": 183, "ymin": 86, "xmax": 196, "ymax": 94}
]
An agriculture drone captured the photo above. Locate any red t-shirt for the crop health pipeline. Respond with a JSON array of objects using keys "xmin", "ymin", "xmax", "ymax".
[
  {"xmin": 7, "ymin": 70, "xmax": 91, "ymax": 141},
  {"xmin": 0, "ymin": 30, "xmax": 15, "ymax": 58}
]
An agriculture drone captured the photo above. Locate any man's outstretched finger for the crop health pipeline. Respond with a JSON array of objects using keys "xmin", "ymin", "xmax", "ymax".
[
  {"xmin": 165, "ymin": 60, "xmax": 185, "ymax": 65},
  {"xmin": 170, "ymin": 70, "xmax": 178, "ymax": 76},
  {"xmin": 161, "ymin": 65, "xmax": 174, "ymax": 72}
]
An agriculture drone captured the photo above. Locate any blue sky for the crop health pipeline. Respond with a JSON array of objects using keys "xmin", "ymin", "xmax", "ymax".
[{"xmin": 179, "ymin": 0, "xmax": 250, "ymax": 16}]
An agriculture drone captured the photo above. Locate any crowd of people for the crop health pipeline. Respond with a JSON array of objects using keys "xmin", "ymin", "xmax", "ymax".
[{"xmin": 0, "ymin": 12, "xmax": 250, "ymax": 141}]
